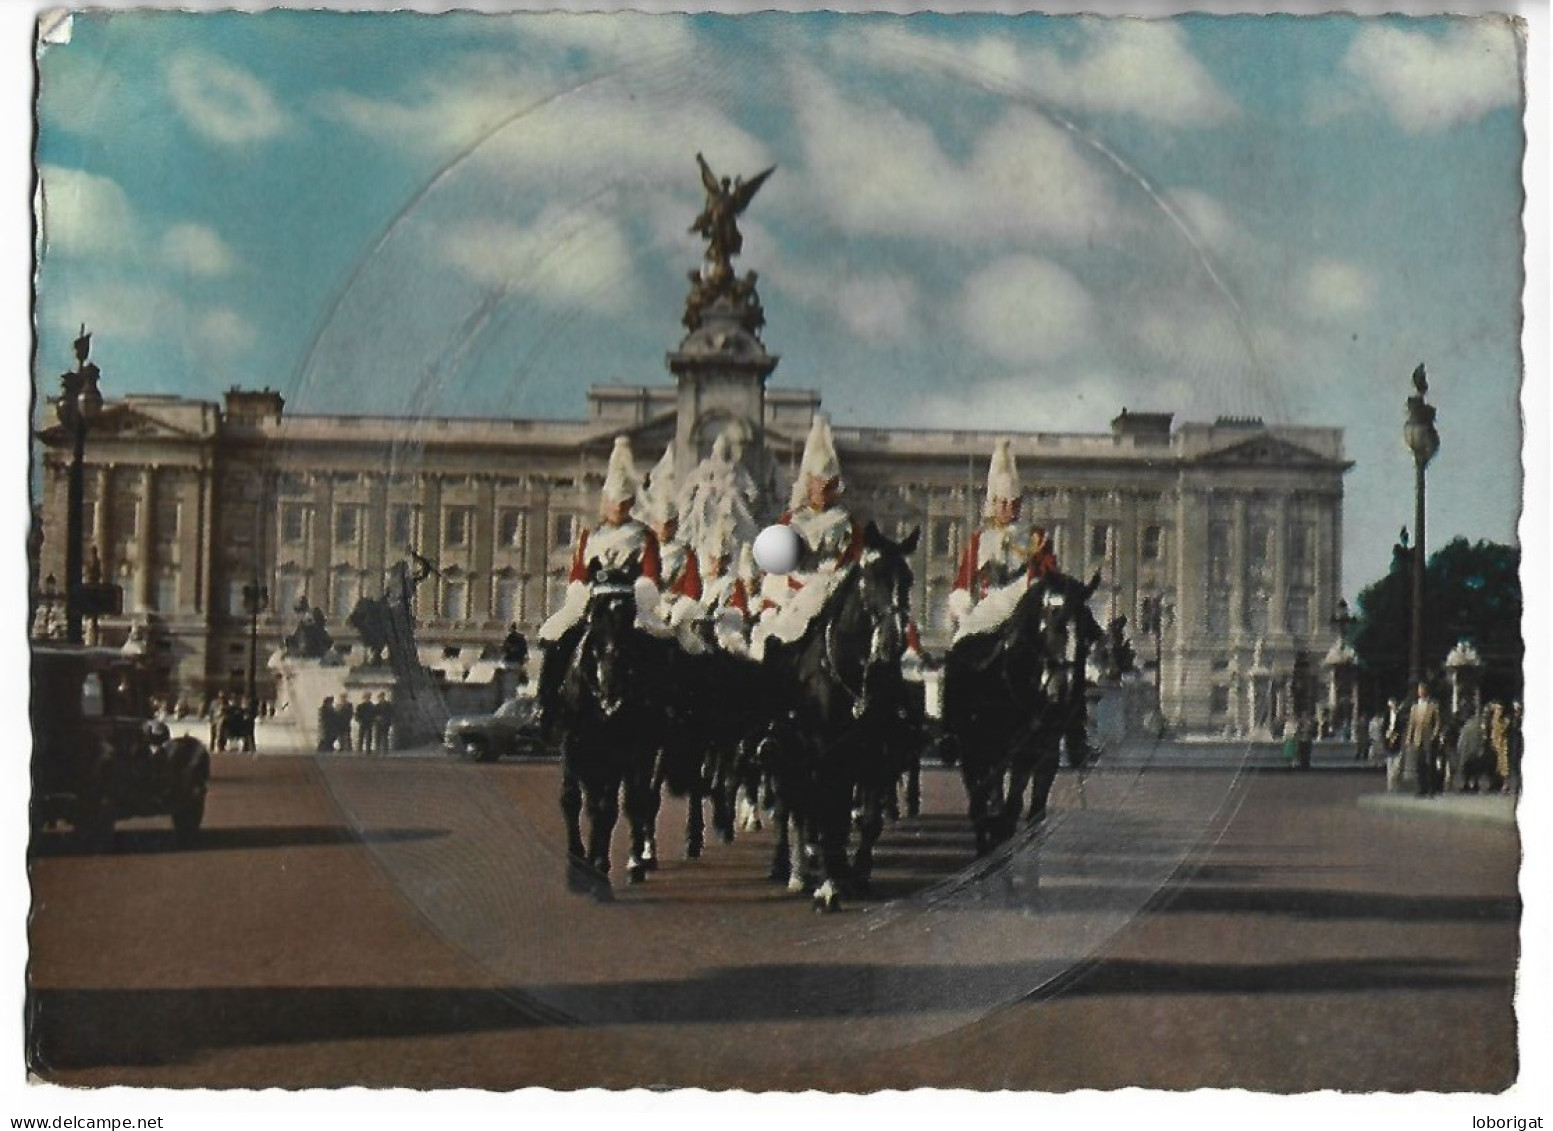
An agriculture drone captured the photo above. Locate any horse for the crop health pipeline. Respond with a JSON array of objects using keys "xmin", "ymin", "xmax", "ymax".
[
  {"xmin": 942, "ymin": 570, "xmax": 1102, "ymax": 856},
  {"xmin": 542, "ymin": 565, "xmax": 674, "ymax": 889},
  {"xmin": 758, "ymin": 522, "xmax": 919, "ymax": 912}
]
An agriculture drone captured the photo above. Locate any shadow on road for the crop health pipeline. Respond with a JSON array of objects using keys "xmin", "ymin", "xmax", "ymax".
[
  {"xmin": 27, "ymin": 825, "xmax": 450, "ymax": 858},
  {"xmin": 29, "ymin": 952, "xmax": 1511, "ymax": 1074}
]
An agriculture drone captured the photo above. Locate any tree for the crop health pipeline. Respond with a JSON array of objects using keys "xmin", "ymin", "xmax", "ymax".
[{"xmin": 1353, "ymin": 537, "xmax": 1522, "ymax": 706}]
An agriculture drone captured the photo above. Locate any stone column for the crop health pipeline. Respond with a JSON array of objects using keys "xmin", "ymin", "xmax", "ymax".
[
  {"xmin": 1272, "ymin": 493, "xmax": 1290, "ymax": 638},
  {"xmin": 135, "ymin": 467, "xmax": 155, "ymax": 613},
  {"xmin": 1230, "ymin": 493, "xmax": 1248, "ymax": 640}
]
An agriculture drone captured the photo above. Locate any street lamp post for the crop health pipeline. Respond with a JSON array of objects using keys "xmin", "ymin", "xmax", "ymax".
[
  {"xmin": 56, "ymin": 326, "xmax": 105, "ymax": 646},
  {"xmin": 1403, "ymin": 364, "xmax": 1440, "ymax": 689},
  {"xmin": 243, "ymin": 579, "xmax": 269, "ymax": 712}
]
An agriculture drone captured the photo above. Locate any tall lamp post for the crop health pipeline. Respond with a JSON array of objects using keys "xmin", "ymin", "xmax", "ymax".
[
  {"xmin": 243, "ymin": 579, "xmax": 269, "ymax": 710},
  {"xmin": 56, "ymin": 326, "xmax": 105, "ymax": 646},
  {"xmin": 1330, "ymin": 597, "xmax": 1360, "ymax": 746},
  {"xmin": 1403, "ymin": 364, "xmax": 1440, "ymax": 689}
]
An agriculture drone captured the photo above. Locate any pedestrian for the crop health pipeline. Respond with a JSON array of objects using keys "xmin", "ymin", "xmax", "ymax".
[
  {"xmin": 317, "ymin": 695, "xmax": 336, "ymax": 753},
  {"xmin": 1295, "ymin": 713, "xmax": 1315, "ymax": 770},
  {"xmin": 1404, "ymin": 682, "xmax": 1443, "ymax": 798},
  {"xmin": 336, "ymin": 693, "xmax": 355, "ymax": 752},
  {"xmin": 1355, "ymin": 712, "xmax": 1371, "ymax": 761},
  {"xmin": 211, "ymin": 692, "xmax": 229, "ymax": 753},
  {"xmin": 373, "ymin": 691, "xmax": 393, "ymax": 752},
  {"xmin": 356, "ymin": 693, "xmax": 376, "ymax": 754},
  {"xmin": 1487, "ymin": 702, "xmax": 1511, "ymax": 793},
  {"xmin": 1509, "ymin": 702, "xmax": 1523, "ymax": 795},
  {"xmin": 1457, "ymin": 707, "xmax": 1488, "ymax": 792}
]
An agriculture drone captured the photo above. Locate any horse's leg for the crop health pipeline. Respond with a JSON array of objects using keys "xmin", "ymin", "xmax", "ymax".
[
  {"xmin": 685, "ymin": 759, "xmax": 706, "ymax": 860},
  {"xmin": 906, "ymin": 743, "xmax": 922, "ymax": 818},
  {"xmin": 813, "ymin": 787, "xmax": 853, "ymax": 913},
  {"xmin": 559, "ymin": 758, "xmax": 586, "ymax": 863},
  {"xmin": 768, "ymin": 793, "xmax": 794, "ymax": 884},
  {"xmin": 585, "ymin": 779, "xmax": 619, "ymax": 877},
  {"xmin": 851, "ymin": 783, "xmax": 885, "ymax": 898},
  {"xmin": 710, "ymin": 747, "xmax": 736, "ymax": 844},
  {"xmin": 1026, "ymin": 733, "xmax": 1062, "ymax": 825}
]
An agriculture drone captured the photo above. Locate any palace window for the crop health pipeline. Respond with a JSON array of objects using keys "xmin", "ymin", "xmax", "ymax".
[
  {"xmin": 390, "ymin": 504, "xmax": 416, "ymax": 550},
  {"xmin": 1089, "ymin": 522, "xmax": 1112, "ymax": 562},
  {"xmin": 276, "ymin": 574, "xmax": 306, "ymax": 618},
  {"xmin": 1210, "ymin": 686, "xmax": 1231, "ymax": 715},
  {"xmin": 1142, "ymin": 524, "xmax": 1163, "ymax": 562},
  {"xmin": 1208, "ymin": 522, "xmax": 1231, "ymax": 586},
  {"xmin": 281, "ymin": 504, "xmax": 308, "ymax": 544},
  {"xmin": 494, "ymin": 576, "xmax": 523, "ymax": 624},
  {"xmin": 331, "ymin": 573, "xmax": 360, "ymax": 619},
  {"xmin": 498, "ymin": 509, "xmax": 528, "ymax": 553},
  {"xmin": 444, "ymin": 507, "xmax": 471, "ymax": 548},
  {"xmin": 440, "ymin": 577, "xmax": 468, "ymax": 621},
  {"xmin": 1286, "ymin": 592, "xmax": 1312, "ymax": 636},
  {"xmin": 553, "ymin": 514, "xmax": 576, "ymax": 551},
  {"xmin": 1288, "ymin": 523, "xmax": 1316, "ymax": 587},
  {"xmin": 152, "ymin": 572, "xmax": 177, "ymax": 614},
  {"xmin": 930, "ymin": 518, "xmax": 959, "ymax": 560},
  {"xmin": 335, "ymin": 505, "xmax": 361, "ymax": 546}
]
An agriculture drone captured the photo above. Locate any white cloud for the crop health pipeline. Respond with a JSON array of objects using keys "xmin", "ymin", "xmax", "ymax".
[
  {"xmin": 834, "ymin": 275, "xmax": 920, "ymax": 343},
  {"xmin": 166, "ymin": 52, "xmax": 286, "ymax": 146},
  {"xmin": 162, "ymin": 223, "xmax": 235, "ymax": 277},
  {"xmin": 899, "ymin": 369, "xmax": 1177, "ymax": 434},
  {"xmin": 835, "ymin": 19, "xmax": 1238, "ymax": 128},
  {"xmin": 957, "ymin": 256, "xmax": 1097, "ymax": 366},
  {"xmin": 38, "ymin": 166, "xmax": 138, "ymax": 258},
  {"xmin": 1342, "ymin": 20, "xmax": 1521, "ymax": 134},
  {"xmin": 42, "ymin": 279, "xmax": 182, "ymax": 344},
  {"xmin": 790, "ymin": 69, "xmax": 1118, "ymax": 247},
  {"xmin": 1299, "ymin": 258, "xmax": 1375, "ymax": 322},
  {"xmin": 499, "ymin": 12, "xmax": 697, "ymax": 63},
  {"xmin": 437, "ymin": 206, "xmax": 641, "ymax": 311},
  {"xmin": 1162, "ymin": 187, "xmax": 1250, "ymax": 259},
  {"xmin": 193, "ymin": 308, "xmax": 257, "ymax": 355}
]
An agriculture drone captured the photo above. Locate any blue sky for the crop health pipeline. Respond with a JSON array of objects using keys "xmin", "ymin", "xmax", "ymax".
[{"xmin": 30, "ymin": 6, "xmax": 1528, "ymax": 597}]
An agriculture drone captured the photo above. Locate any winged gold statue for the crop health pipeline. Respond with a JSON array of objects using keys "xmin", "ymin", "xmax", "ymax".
[{"xmin": 691, "ymin": 153, "xmax": 775, "ymax": 276}]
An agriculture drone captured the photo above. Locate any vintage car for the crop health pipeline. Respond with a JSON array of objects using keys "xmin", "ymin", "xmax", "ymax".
[
  {"xmin": 30, "ymin": 644, "xmax": 211, "ymax": 846},
  {"xmin": 443, "ymin": 694, "xmax": 547, "ymax": 762}
]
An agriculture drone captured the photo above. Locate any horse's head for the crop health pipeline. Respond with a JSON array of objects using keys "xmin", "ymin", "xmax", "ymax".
[
  {"xmin": 1025, "ymin": 573, "xmax": 1102, "ymax": 707},
  {"xmin": 569, "ymin": 561, "xmax": 642, "ymax": 717},
  {"xmin": 853, "ymin": 522, "xmax": 920, "ymax": 672}
]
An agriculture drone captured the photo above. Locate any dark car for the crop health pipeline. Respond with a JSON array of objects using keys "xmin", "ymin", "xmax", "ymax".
[
  {"xmin": 443, "ymin": 695, "xmax": 547, "ymax": 762},
  {"xmin": 30, "ymin": 645, "xmax": 211, "ymax": 846}
]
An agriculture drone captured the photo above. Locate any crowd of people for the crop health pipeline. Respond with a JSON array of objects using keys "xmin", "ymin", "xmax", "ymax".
[
  {"xmin": 315, "ymin": 691, "xmax": 395, "ymax": 754},
  {"xmin": 1362, "ymin": 684, "xmax": 1523, "ymax": 797}
]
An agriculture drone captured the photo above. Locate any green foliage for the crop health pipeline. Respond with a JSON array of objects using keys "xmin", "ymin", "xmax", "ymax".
[{"xmin": 1353, "ymin": 537, "xmax": 1522, "ymax": 705}]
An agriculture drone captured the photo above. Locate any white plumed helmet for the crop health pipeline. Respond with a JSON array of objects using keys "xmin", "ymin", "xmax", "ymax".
[
  {"xmin": 790, "ymin": 413, "xmax": 842, "ymax": 509},
  {"xmin": 983, "ymin": 437, "xmax": 1022, "ymax": 516},
  {"xmin": 600, "ymin": 437, "xmax": 641, "ymax": 507},
  {"xmin": 639, "ymin": 442, "xmax": 679, "ymax": 526}
]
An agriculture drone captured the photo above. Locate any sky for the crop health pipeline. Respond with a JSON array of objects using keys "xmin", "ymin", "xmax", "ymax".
[{"xmin": 29, "ymin": 6, "xmax": 1529, "ymax": 599}]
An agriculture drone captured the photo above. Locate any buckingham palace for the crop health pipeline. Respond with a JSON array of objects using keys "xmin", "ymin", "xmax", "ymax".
[{"xmin": 35, "ymin": 367, "xmax": 1350, "ymax": 735}]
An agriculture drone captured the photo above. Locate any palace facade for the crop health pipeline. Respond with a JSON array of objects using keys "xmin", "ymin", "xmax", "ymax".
[{"xmin": 35, "ymin": 376, "xmax": 1351, "ymax": 735}]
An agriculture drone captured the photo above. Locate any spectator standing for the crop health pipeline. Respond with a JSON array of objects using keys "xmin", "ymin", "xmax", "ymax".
[
  {"xmin": 1367, "ymin": 712, "xmax": 1386, "ymax": 767},
  {"xmin": 317, "ymin": 696, "xmax": 336, "ymax": 754},
  {"xmin": 1487, "ymin": 702, "xmax": 1511, "ymax": 793},
  {"xmin": 1404, "ymin": 683, "xmax": 1443, "ymax": 798},
  {"xmin": 356, "ymin": 694, "xmax": 377, "ymax": 754},
  {"xmin": 373, "ymin": 692, "xmax": 394, "ymax": 753},
  {"xmin": 1456, "ymin": 707, "xmax": 1487, "ymax": 792},
  {"xmin": 336, "ymin": 693, "xmax": 355, "ymax": 752}
]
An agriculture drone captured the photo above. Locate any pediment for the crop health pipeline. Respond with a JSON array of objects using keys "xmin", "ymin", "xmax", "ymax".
[
  {"xmin": 38, "ymin": 404, "xmax": 203, "ymax": 446},
  {"xmin": 1193, "ymin": 434, "xmax": 1348, "ymax": 470}
]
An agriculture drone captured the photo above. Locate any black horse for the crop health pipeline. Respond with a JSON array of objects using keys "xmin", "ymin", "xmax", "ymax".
[
  {"xmin": 943, "ymin": 570, "xmax": 1102, "ymax": 856},
  {"xmin": 543, "ymin": 565, "xmax": 673, "ymax": 888},
  {"xmin": 758, "ymin": 522, "xmax": 919, "ymax": 912}
]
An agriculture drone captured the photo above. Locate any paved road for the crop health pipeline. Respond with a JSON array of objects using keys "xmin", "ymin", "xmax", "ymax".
[{"xmin": 26, "ymin": 745, "xmax": 1520, "ymax": 1091}]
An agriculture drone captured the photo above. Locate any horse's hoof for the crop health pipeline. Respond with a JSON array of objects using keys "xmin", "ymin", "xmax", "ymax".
[
  {"xmin": 786, "ymin": 875, "xmax": 806, "ymax": 895},
  {"xmin": 813, "ymin": 880, "xmax": 841, "ymax": 913},
  {"xmin": 566, "ymin": 860, "xmax": 612, "ymax": 899},
  {"xmin": 628, "ymin": 864, "xmax": 647, "ymax": 885},
  {"xmin": 685, "ymin": 843, "xmax": 702, "ymax": 860}
]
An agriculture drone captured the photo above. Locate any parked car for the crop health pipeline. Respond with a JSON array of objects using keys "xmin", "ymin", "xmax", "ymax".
[
  {"xmin": 443, "ymin": 695, "xmax": 547, "ymax": 762},
  {"xmin": 30, "ymin": 644, "xmax": 211, "ymax": 847}
]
